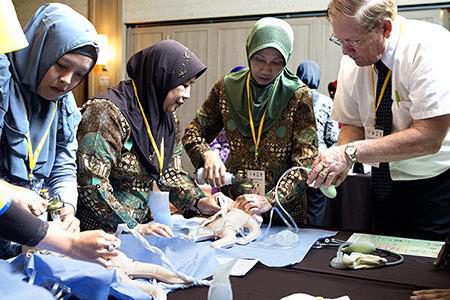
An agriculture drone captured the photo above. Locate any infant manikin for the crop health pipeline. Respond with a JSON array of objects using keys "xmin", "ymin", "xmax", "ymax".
[{"xmin": 188, "ymin": 200, "xmax": 263, "ymax": 248}]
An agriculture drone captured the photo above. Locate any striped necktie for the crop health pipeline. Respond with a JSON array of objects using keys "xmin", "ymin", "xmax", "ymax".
[{"xmin": 372, "ymin": 60, "xmax": 393, "ymax": 202}]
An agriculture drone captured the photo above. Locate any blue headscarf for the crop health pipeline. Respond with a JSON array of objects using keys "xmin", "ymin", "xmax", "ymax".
[
  {"xmin": 296, "ymin": 60, "xmax": 321, "ymax": 90},
  {"xmin": 2, "ymin": 3, "xmax": 98, "ymax": 183}
]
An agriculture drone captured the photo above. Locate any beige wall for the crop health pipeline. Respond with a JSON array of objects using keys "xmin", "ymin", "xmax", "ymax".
[
  {"xmin": 123, "ymin": 0, "xmax": 450, "ymax": 23},
  {"xmin": 12, "ymin": 0, "xmax": 88, "ymax": 26}
]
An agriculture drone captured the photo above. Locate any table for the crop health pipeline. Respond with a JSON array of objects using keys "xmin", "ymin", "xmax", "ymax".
[{"xmin": 168, "ymin": 232, "xmax": 449, "ymax": 300}]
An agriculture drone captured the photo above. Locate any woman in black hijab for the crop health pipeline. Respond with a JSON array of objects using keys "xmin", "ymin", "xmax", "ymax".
[{"xmin": 76, "ymin": 40, "xmax": 219, "ymax": 234}]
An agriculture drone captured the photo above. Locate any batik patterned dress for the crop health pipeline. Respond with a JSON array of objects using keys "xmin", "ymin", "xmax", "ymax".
[
  {"xmin": 183, "ymin": 79, "xmax": 318, "ymax": 224},
  {"xmin": 76, "ymin": 99, "xmax": 204, "ymax": 232}
]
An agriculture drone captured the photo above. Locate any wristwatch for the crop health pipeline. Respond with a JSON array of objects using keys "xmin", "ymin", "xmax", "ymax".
[{"xmin": 344, "ymin": 143, "xmax": 357, "ymax": 164}]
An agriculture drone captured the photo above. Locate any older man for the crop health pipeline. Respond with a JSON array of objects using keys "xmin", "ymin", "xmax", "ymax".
[{"xmin": 308, "ymin": 0, "xmax": 450, "ymax": 241}]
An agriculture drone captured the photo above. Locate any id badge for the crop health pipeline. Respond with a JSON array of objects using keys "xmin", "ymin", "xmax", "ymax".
[
  {"xmin": 365, "ymin": 127, "xmax": 384, "ymax": 168},
  {"xmin": 246, "ymin": 170, "xmax": 265, "ymax": 196}
]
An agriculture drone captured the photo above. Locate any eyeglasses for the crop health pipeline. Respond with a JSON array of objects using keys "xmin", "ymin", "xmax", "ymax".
[{"xmin": 329, "ymin": 33, "xmax": 363, "ymax": 48}]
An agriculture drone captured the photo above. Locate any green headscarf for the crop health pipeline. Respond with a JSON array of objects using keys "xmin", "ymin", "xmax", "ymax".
[{"xmin": 224, "ymin": 17, "xmax": 302, "ymax": 137}]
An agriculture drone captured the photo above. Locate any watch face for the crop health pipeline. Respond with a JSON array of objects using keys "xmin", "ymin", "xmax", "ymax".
[
  {"xmin": 345, "ymin": 144, "xmax": 357, "ymax": 162},
  {"xmin": 346, "ymin": 145, "xmax": 355, "ymax": 155}
]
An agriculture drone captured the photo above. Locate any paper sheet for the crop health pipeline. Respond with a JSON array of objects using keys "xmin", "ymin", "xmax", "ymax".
[
  {"xmin": 216, "ymin": 257, "xmax": 259, "ymax": 276},
  {"xmin": 347, "ymin": 233, "xmax": 444, "ymax": 258}
]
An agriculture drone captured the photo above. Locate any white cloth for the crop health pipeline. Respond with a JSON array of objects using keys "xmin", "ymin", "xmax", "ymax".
[
  {"xmin": 332, "ymin": 16, "xmax": 450, "ymax": 180},
  {"xmin": 281, "ymin": 293, "xmax": 350, "ymax": 300}
]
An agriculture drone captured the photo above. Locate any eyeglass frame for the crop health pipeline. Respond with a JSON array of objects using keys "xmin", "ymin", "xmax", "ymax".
[
  {"xmin": 329, "ymin": 23, "xmax": 380, "ymax": 48},
  {"xmin": 329, "ymin": 33, "xmax": 364, "ymax": 48}
]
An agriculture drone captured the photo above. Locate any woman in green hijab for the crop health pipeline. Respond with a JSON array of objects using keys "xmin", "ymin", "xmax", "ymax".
[{"xmin": 183, "ymin": 17, "xmax": 318, "ymax": 224}]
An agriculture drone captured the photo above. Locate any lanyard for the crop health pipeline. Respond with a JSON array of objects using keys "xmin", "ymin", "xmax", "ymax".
[
  {"xmin": 370, "ymin": 21, "xmax": 403, "ymax": 113},
  {"xmin": 26, "ymin": 100, "xmax": 59, "ymax": 182},
  {"xmin": 370, "ymin": 66, "xmax": 392, "ymax": 112},
  {"xmin": 246, "ymin": 73, "xmax": 267, "ymax": 163},
  {"xmin": 132, "ymin": 80, "xmax": 164, "ymax": 177}
]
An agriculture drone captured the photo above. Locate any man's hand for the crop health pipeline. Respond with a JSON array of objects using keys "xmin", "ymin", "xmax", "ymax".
[{"xmin": 307, "ymin": 145, "xmax": 352, "ymax": 188}]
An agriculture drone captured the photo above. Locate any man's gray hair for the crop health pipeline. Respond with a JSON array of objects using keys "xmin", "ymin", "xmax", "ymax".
[{"xmin": 327, "ymin": 0, "xmax": 397, "ymax": 31}]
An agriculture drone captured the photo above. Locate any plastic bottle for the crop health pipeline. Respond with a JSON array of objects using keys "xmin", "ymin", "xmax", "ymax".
[
  {"xmin": 147, "ymin": 191, "xmax": 173, "ymax": 228},
  {"xmin": 47, "ymin": 195, "xmax": 64, "ymax": 222},
  {"xmin": 207, "ymin": 259, "xmax": 236, "ymax": 300},
  {"xmin": 195, "ymin": 167, "xmax": 235, "ymax": 186}
]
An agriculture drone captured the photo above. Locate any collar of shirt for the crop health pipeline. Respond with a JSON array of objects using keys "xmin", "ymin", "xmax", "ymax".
[{"xmin": 380, "ymin": 16, "xmax": 405, "ymax": 70}]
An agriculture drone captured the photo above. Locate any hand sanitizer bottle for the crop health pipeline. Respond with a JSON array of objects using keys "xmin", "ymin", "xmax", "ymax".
[
  {"xmin": 195, "ymin": 167, "xmax": 235, "ymax": 186},
  {"xmin": 207, "ymin": 259, "xmax": 236, "ymax": 300}
]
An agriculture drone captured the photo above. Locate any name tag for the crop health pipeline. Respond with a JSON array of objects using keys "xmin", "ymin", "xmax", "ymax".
[
  {"xmin": 246, "ymin": 170, "xmax": 265, "ymax": 196},
  {"xmin": 365, "ymin": 127, "xmax": 384, "ymax": 168}
]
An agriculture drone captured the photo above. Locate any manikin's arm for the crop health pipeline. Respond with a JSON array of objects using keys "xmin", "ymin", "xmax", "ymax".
[
  {"xmin": 115, "ymin": 269, "xmax": 167, "ymax": 300},
  {"xmin": 210, "ymin": 225, "xmax": 238, "ymax": 248},
  {"xmin": 111, "ymin": 252, "xmax": 191, "ymax": 284}
]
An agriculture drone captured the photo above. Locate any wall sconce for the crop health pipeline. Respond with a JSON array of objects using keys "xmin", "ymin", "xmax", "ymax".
[
  {"xmin": 96, "ymin": 33, "xmax": 113, "ymax": 71},
  {"xmin": 0, "ymin": 0, "xmax": 29, "ymax": 54}
]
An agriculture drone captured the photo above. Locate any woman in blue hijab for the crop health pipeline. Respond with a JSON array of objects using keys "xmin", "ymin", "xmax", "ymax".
[{"xmin": 0, "ymin": 3, "xmax": 98, "ymax": 243}]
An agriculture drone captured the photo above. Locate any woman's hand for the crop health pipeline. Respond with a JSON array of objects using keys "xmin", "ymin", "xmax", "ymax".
[
  {"xmin": 136, "ymin": 222, "xmax": 174, "ymax": 238},
  {"xmin": 59, "ymin": 207, "xmax": 80, "ymax": 234},
  {"xmin": 202, "ymin": 150, "xmax": 227, "ymax": 187},
  {"xmin": 411, "ymin": 289, "xmax": 450, "ymax": 300},
  {"xmin": 10, "ymin": 186, "xmax": 47, "ymax": 216},
  {"xmin": 67, "ymin": 230, "xmax": 121, "ymax": 268},
  {"xmin": 234, "ymin": 194, "xmax": 272, "ymax": 215}
]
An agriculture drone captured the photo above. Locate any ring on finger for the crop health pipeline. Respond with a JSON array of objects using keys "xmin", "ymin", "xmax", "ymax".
[
  {"xmin": 107, "ymin": 244, "xmax": 116, "ymax": 252},
  {"xmin": 319, "ymin": 171, "xmax": 328, "ymax": 177}
]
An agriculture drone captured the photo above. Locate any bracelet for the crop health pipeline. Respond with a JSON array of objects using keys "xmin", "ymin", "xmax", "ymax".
[{"xmin": 193, "ymin": 197, "xmax": 202, "ymax": 213}]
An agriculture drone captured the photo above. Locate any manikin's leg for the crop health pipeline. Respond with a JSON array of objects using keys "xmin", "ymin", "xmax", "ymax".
[
  {"xmin": 111, "ymin": 252, "xmax": 191, "ymax": 284},
  {"xmin": 188, "ymin": 226, "xmax": 216, "ymax": 242},
  {"xmin": 236, "ymin": 215, "xmax": 262, "ymax": 245},
  {"xmin": 116, "ymin": 268, "xmax": 167, "ymax": 300},
  {"xmin": 127, "ymin": 260, "xmax": 190, "ymax": 284}
]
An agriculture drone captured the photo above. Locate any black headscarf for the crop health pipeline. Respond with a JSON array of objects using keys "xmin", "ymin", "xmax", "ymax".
[{"xmin": 99, "ymin": 40, "xmax": 206, "ymax": 178}]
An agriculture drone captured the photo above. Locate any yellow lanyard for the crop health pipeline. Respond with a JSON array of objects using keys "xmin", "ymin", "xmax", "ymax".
[
  {"xmin": 26, "ymin": 100, "xmax": 59, "ymax": 182},
  {"xmin": 370, "ymin": 21, "xmax": 403, "ymax": 113},
  {"xmin": 132, "ymin": 80, "xmax": 164, "ymax": 177},
  {"xmin": 370, "ymin": 66, "xmax": 392, "ymax": 112},
  {"xmin": 246, "ymin": 73, "xmax": 267, "ymax": 163}
]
